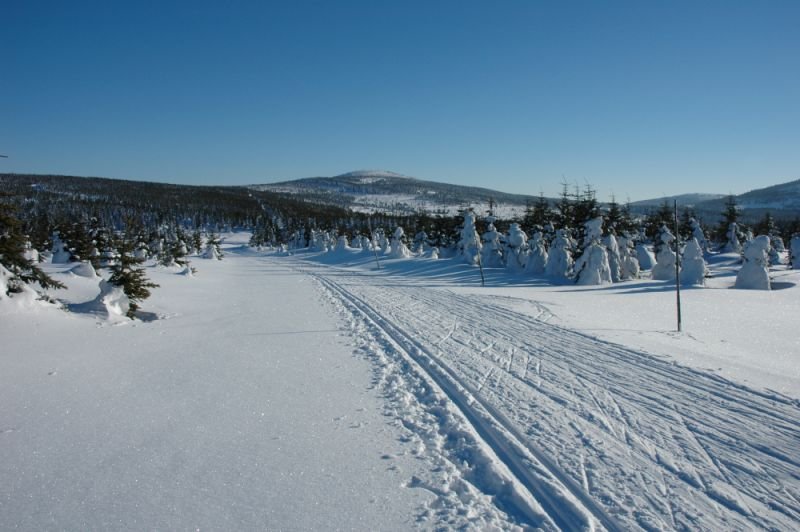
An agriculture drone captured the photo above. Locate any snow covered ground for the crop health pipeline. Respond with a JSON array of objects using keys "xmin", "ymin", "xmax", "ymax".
[{"xmin": 2, "ymin": 234, "xmax": 799, "ymax": 530}]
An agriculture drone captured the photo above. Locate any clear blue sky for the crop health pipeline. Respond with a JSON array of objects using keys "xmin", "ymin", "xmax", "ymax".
[{"xmin": 2, "ymin": 0, "xmax": 798, "ymax": 201}]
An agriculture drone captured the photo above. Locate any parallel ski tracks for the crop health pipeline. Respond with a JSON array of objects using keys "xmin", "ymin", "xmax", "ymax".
[
  {"xmin": 313, "ymin": 272, "xmax": 622, "ymax": 531},
  {"xmin": 293, "ymin": 260, "xmax": 800, "ymax": 530}
]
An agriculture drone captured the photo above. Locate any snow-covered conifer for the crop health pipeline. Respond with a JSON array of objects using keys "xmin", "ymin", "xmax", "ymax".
[
  {"xmin": 0, "ymin": 198, "xmax": 65, "ymax": 296},
  {"xmin": 480, "ymin": 222, "xmax": 504, "ymax": 268},
  {"xmin": 203, "ymin": 232, "xmax": 223, "ymax": 260},
  {"xmin": 334, "ymin": 234, "xmax": 351, "ymax": 252},
  {"xmin": 689, "ymin": 218, "xmax": 707, "ymax": 251},
  {"xmin": 525, "ymin": 231, "xmax": 548, "ymax": 274},
  {"xmin": 573, "ymin": 217, "xmax": 612, "ymax": 285},
  {"xmin": 652, "ymin": 225, "xmax": 678, "ymax": 281},
  {"xmin": 504, "ymin": 223, "xmax": 528, "ymax": 271},
  {"xmin": 50, "ymin": 232, "xmax": 72, "ymax": 264},
  {"xmin": 413, "ymin": 230, "xmax": 429, "ymax": 255},
  {"xmin": 389, "ymin": 227, "xmax": 412, "ymax": 258},
  {"xmin": 617, "ymin": 235, "xmax": 640, "ymax": 280},
  {"xmin": 108, "ymin": 219, "xmax": 159, "ymax": 318},
  {"xmin": 723, "ymin": 222, "xmax": 743, "ymax": 253},
  {"xmin": 735, "ymin": 235, "xmax": 771, "ymax": 290},
  {"xmin": 680, "ymin": 238, "xmax": 708, "ymax": 286},
  {"xmin": 602, "ymin": 232, "xmax": 622, "ymax": 283},
  {"xmin": 636, "ymin": 242, "xmax": 656, "ymax": 271},
  {"xmin": 458, "ymin": 212, "xmax": 482, "ymax": 265},
  {"xmin": 791, "ymin": 234, "xmax": 800, "ymax": 269},
  {"xmin": 544, "ymin": 229, "xmax": 573, "ymax": 279}
]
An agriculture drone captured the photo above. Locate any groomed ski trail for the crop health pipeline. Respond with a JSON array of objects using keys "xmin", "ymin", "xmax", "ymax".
[{"xmin": 290, "ymin": 257, "xmax": 800, "ymax": 531}]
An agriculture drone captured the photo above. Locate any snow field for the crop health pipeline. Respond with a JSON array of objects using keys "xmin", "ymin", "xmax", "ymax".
[
  {"xmin": 3, "ymin": 233, "xmax": 799, "ymax": 530},
  {"xmin": 0, "ymin": 247, "xmax": 431, "ymax": 530},
  {"xmin": 288, "ymin": 244, "xmax": 800, "ymax": 530}
]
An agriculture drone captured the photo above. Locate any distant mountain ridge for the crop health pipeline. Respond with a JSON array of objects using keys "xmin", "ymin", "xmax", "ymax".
[
  {"xmin": 628, "ymin": 179, "xmax": 800, "ymax": 222},
  {"xmin": 250, "ymin": 169, "xmax": 542, "ymax": 217},
  {"xmin": 252, "ymin": 170, "xmax": 800, "ymax": 221}
]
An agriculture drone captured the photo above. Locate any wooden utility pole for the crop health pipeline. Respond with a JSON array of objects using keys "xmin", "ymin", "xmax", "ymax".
[{"xmin": 674, "ymin": 200, "xmax": 682, "ymax": 332}]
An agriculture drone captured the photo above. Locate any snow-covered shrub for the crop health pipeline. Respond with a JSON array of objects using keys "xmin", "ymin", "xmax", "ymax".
[
  {"xmin": 652, "ymin": 226, "xmax": 678, "ymax": 281},
  {"xmin": 735, "ymin": 235, "xmax": 771, "ymax": 290},
  {"xmin": 680, "ymin": 238, "xmax": 707, "ymax": 286}
]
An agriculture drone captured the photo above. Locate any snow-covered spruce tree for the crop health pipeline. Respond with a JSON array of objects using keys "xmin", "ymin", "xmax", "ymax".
[
  {"xmin": 389, "ymin": 227, "xmax": 412, "ymax": 258},
  {"xmin": 790, "ymin": 234, "xmax": 800, "ymax": 269},
  {"xmin": 617, "ymin": 234, "xmax": 641, "ymax": 280},
  {"xmin": 636, "ymin": 240, "xmax": 656, "ymax": 271},
  {"xmin": 203, "ymin": 232, "xmax": 223, "ymax": 260},
  {"xmin": 723, "ymin": 222, "xmax": 744, "ymax": 254},
  {"xmin": 524, "ymin": 231, "xmax": 548, "ymax": 275},
  {"xmin": 602, "ymin": 230, "xmax": 622, "ymax": 283},
  {"xmin": 689, "ymin": 218, "xmax": 707, "ymax": 252},
  {"xmin": 480, "ymin": 219, "xmax": 505, "ymax": 268},
  {"xmin": 329, "ymin": 233, "xmax": 348, "ymax": 252},
  {"xmin": 108, "ymin": 219, "xmax": 159, "ymax": 318},
  {"xmin": 544, "ymin": 228, "xmax": 573, "ymax": 279},
  {"xmin": 458, "ymin": 211, "xmax": 482, "ymax": 265},
  {"xmin": 0, "ymin": 196, "xmax": 65, "ymax": 296},
  {"xmin": 680, "ymin": 238, "xmax": 708, "ymax": 286},
  {"xmin": 735, "ymin": 235, "xmax": 771, "ymax": 290},
  {"xmin": 573, "ymin": 217, "xmax": 612, "ymax": 285},
  {"xmin": 651, "ymin": 225, "xmax": 678, "ymax": 281},
  {"xmin": 504, "ymin": 223, "xmax": 528, "ymax": 271},
  {"xmin": 191, "ymin": 230, "xmax": 203, "ymax": 254},
  {"xmin": 412, "ymin": 229, "xmax": 429, "ymax": 255}
]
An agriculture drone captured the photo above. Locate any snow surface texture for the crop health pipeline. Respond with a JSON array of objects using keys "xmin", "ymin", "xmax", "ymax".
[
  {"xmin": 290, "ymin": 242, "xmax": 800, "ymax": 530},
  {"xmin": 3, "ymin": 234, "xmax": 800, "ymax": 530}
]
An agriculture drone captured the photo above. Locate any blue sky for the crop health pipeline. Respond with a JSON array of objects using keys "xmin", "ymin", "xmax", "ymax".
[{"xmin": 2, "ymin": 1, "xmax": 798, "ymax": 201}]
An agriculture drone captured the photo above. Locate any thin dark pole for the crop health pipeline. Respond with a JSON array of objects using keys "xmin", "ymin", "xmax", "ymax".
[
  {"xmin": 477, "ymin": 247, "xmax": 485, "ymax": 287},
  {"xmin": 674, "ymin": 200, "xmax": 682, "ymax": 332}
]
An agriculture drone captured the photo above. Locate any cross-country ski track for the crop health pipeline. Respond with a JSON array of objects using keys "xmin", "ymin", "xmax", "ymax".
[{"xmin": 290, "ymin": 253, "xmax": 800, "ymax": 531}]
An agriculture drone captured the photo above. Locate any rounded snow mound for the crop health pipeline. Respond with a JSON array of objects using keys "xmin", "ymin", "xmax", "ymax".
[
  {"xmin": 97, "ymin": 280, "xmax": 130, "ymax": 320},
  {"xmin": 71, "ymin": 261, "xmax": 98, "ymax": 278}
]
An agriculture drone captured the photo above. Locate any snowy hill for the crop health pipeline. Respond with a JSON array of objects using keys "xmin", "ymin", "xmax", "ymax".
[
  {"xmin": 630, "ymin": 193, "xmax": 727, "ymax": 209},
  {"xmin": 691, "ymin": 178, "xmax": 800, "ymax": 220},
  {"xmin": 631, "ymin": 179, "xmax": 800, "ymax": 221},
  {"xmin": 250, "ymin": 169, "xmax": 542, "ymax": 218}
]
